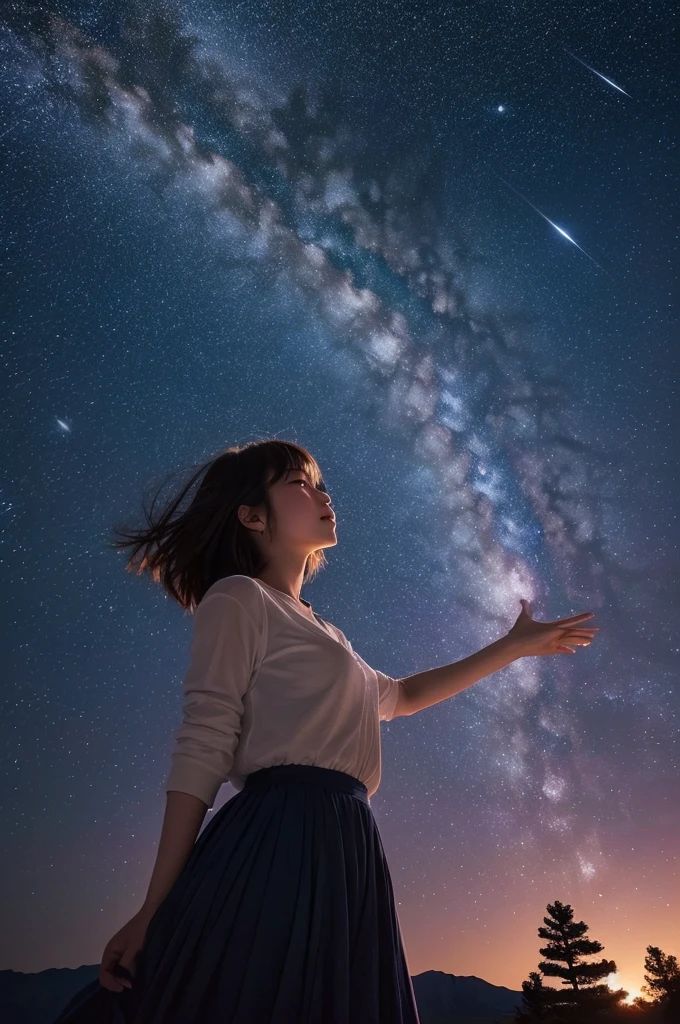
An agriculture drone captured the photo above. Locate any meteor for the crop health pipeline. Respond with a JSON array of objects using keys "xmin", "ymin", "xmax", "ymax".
[
  {"xmin": 563, "ymin": 48, "xmax": 631, "ymax": 98},
  {"xmin": 493, "ymin": 172, "xmax": 607, "ymax": 273},
  {"xmin": 0, "ymin": 120, "xmax": 26, "ymax": 142}
]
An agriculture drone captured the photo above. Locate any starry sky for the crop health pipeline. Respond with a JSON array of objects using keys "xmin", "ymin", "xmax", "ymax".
[{"xmin": 1, "ymin": 0, "xmax": 678, "ymax": 1005}]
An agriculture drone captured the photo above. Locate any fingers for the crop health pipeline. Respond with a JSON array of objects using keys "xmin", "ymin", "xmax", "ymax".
[
  {"xmin": 117, "ymin": 961, "xmax": 135, "ymax": 989},
  {"xmin": 558, "ymin": 629, "xmax": 596, "ymax": 643},
  {"xmin": 99, "ymin": 972, "xmax": 131, "ymax": 992},
  {"xmin": 555, "ymin": 612, "xmax": 596, "ymax": 624},
  {"xmin": 523, "ymin": 602, "xmax": 599, "ymax": 629},
  {"xmin": 99, "ymin": 960, "xmax": 119, "ymax": 990},
  {"xmin": 99, "ymin": 961, "xmax": 133, "ymax": 991},
  {"xmin": 100, "ymin": 974, "xmax": 133, "ymax": 992},
  {"xmin": 100, "ymin": 952, "xmax": 133, "ymax": 992}
]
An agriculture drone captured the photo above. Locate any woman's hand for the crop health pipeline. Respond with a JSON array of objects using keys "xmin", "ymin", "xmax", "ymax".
[
  {"xmin": 99, "ymin": 908, "xmax": 154, "ymax": 992},
  {"xmin": 506, "ymin": 598, "xmax": 599, "ymax": 656}
]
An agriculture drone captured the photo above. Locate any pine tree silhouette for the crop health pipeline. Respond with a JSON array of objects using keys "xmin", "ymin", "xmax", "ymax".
[
  {"xmin": 513, "ymin": 971, "xmax": 551, "ymax": 1021},
  {"xmin": 516, "ymin": 900, "xmax": 628, "ymax": 1021},
  {"xmin": 641, "ymin": 945, "xmax": 680, "ymax": 1020}
]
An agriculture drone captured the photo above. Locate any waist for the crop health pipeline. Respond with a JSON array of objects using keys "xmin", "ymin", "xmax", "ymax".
[{"xmin": 243, "ymin": 763, "xmax": 369, "ymax": 805}]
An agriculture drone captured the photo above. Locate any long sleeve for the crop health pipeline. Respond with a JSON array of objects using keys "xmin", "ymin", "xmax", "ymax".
[{"xmin": 165, "ymin": 582, "xmax": 265, "ymax": 807}]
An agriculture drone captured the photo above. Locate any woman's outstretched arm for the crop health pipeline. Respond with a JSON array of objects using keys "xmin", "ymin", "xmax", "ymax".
[
  {"xmin": 400, "ymin": 599, "xmax": 598, "ymax": 716},
  {"xmin": 400, "ymin": 636, "xmax": 522, "ymax": 715}
]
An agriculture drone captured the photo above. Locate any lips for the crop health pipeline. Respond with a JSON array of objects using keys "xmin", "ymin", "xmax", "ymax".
[{"xmin": 321, "ymin": 514, "xmax": 335, "ymax": 522}]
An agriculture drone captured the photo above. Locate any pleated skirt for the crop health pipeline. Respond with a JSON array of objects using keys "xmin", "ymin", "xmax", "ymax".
[{"xmin": 52, "ymin": 763, "xmax": 421, "ymax": 1024}]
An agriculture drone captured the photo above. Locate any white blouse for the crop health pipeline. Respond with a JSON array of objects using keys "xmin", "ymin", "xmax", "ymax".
[{"xmin": 164, "ymin": 575, "xmax": 404, "ymax": 807}]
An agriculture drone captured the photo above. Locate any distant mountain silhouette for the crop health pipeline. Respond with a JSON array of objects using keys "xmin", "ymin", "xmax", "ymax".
[
  {"xmin": 413, "ymin": 970, "xmax": 522, "ymax": 1020},
  {"xmin": 1, "ymin": 964, "xmax": 522, "ymax": 1023},
  {"xmin": 0, "ymin": 966, "xmax": 100, "ymax": 1024}
]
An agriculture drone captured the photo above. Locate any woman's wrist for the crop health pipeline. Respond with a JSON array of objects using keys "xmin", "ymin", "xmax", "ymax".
[
  {"xmin": 137, "ymin": 902, "xmax": 161, "ymax": 922},
  {"xmin": 499, "ymin": 633, "xmax": 527, "ymax": 659}
]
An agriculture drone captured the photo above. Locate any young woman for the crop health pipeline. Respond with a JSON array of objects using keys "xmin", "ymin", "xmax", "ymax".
[{"xmin": 52, "ymin": 438, "xmax": 598, "ymax": 1024}]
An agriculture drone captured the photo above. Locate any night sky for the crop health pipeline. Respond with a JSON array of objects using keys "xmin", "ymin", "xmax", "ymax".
[{"xmin": 1, "ymin": 0, "xmax": 678, "ymax": 1005}]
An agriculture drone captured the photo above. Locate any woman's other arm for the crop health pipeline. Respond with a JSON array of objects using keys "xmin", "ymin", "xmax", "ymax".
[
  {"xmin": 139, "ymin": 790, "xmax": 208, "ymax": 918},
  {"xmin": 100, "ymin": 791, "xmax": 209, "ymax": 990},
  {"xmin": 141, "ymin": 579, "xmax": 265, "ymax": 916}
]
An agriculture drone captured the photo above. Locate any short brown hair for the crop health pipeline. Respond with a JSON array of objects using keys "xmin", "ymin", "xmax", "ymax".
[{"xmin": 106, "ymin": 439, "xmax": 328, "ymax": 613}]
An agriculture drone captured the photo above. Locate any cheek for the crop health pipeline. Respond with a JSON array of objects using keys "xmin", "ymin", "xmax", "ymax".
[{"xmin": 284, "ymin": 495, "xmax": 310, "ymax": 522}]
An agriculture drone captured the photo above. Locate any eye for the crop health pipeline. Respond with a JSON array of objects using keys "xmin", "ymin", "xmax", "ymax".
[{"xmin": 292, "ymin": 475, "xmax": 328, "ymax": 494}]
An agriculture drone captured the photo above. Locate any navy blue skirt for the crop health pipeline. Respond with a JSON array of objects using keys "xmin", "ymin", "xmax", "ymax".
[{"xmin": 52, "ymin": 764, "xmax": 421, "ymax": 1024}]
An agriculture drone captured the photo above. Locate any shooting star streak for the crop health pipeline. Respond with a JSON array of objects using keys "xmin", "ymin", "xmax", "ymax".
[
  {"xmin": 563, "ymin": 48, "xmax": 631, "ymax": 98},
  {"xmin": 0, "ymin": 120, "xmax": 28, "ymax": 141},
  {"xmin": 492, "ymin": 172, "xmax": 607, "ymax": 273}
]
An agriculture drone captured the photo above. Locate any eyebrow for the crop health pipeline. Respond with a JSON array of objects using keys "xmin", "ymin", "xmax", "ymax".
[{"xmin": 287, "ymin": 468, "xmax": 325, "ymax": 489}]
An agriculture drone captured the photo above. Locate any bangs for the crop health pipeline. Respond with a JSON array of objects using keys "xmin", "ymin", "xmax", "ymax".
[{"xmin": 276, "ymin": 446, "xmax": 323, "ymax": 488}]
